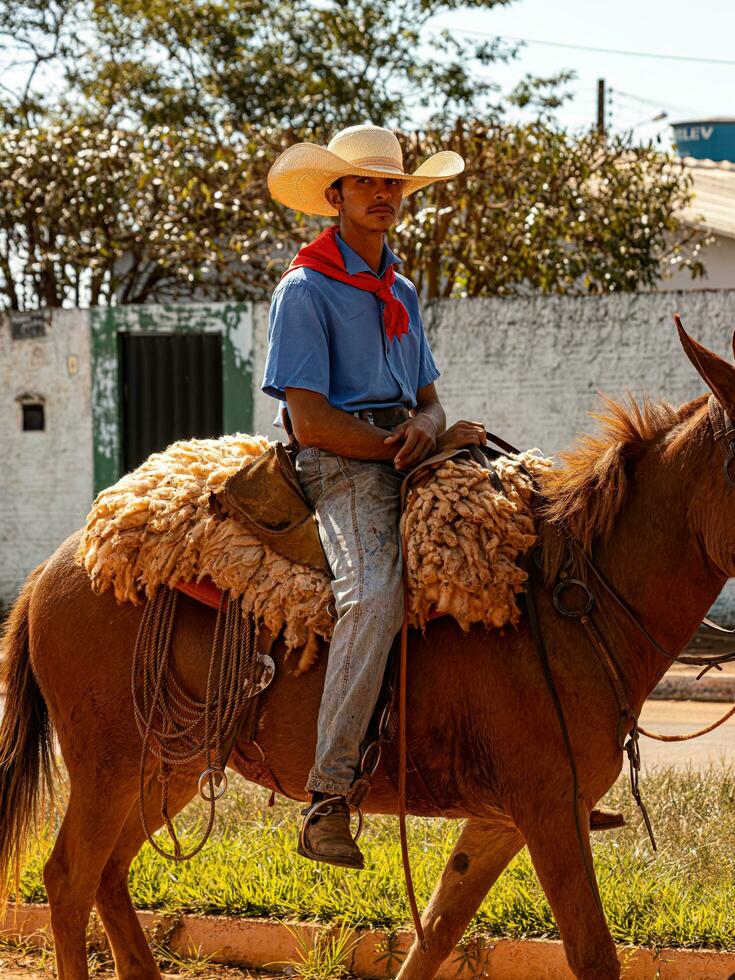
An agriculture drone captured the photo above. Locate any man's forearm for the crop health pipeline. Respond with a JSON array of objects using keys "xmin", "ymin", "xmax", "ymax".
[
  {"xmin": 307, "ymin": 412, "xmax": 397, "ymax": 460},
  {"xmin": 287, "ymin": 394, "xmax": 397, "ymax": 460},
  {"xmin": 413, "ymin": 400, "xmax": 446, "ymax": 436}
]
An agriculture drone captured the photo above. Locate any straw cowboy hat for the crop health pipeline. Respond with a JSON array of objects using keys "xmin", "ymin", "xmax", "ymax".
[{"xmin": 268, "ymin": 124, "xmax": 465, "ymax": 217}]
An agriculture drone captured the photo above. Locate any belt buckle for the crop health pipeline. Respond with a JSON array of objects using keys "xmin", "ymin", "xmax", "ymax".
[{"xmin": 366, "ymin": 410, "xmax": 375, "ymax": 426}]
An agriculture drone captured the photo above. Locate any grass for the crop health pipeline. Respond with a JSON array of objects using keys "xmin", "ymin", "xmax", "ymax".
[
  {"xmin": 13, "ymin": 766, "xmax": 735, "ymax": 951},
  {"xmin": 274, "ymin": 924, "xmax": 360, "ymax": 978}
]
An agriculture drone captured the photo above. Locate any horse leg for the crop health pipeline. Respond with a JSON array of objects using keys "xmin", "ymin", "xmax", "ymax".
[
  {"xmin": 396, "ymin": 814, "xmax": 523, "ymax": 980},
  {"xmin": 44, "ymin": 772, "xmax": 137, "ymax": 980},
  {"xmin": 94, "ymin": 769, "xmax": 198, "ymax": 979},
  {"xmin": 522, "ymin": 807, "xmax": 619, "ymax": 980}
]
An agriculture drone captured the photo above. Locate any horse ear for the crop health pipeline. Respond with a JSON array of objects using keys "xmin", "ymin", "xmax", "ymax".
[{"xmin": 675, "ymin": 314, "xmax": 735, "ymax": 415}]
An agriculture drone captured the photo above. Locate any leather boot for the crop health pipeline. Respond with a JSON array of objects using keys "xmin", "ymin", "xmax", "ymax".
[
  {"xmin": 590, "ymin": 806, "xmax": 625, "ymax": 832},
  {"xmin": 297, "ymin": 795, "xmax": 365, "ymax": 870}
]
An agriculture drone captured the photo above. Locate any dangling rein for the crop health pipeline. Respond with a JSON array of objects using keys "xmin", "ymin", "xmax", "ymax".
[
  {"xmin": 535, "ymin": 381, "xmax": 735, "ymax": 847},
  {"xmin": 639, "ymin": 703, "xmax": 735, "ymax": 742},
  {"xmin": 638, "ymin": 624, "xmax": 735, "ymax": 741},
  {"xmin": 570, "ymin": 373, "xmax": 735, "ymax": 750}
]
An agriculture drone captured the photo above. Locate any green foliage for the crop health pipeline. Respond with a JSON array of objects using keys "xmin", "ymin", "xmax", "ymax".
[
  {"xmin": 0, "ymin": 124, "xmax": 301, "ymax": 309},
  {"xmin": 0, "ymin": 0, "xmax": 514, "ymax": 133},
  {"xmin": 394, "ymin": 120, "xmax": 708, "ymax": 297},
  {"xmin": 0, "ymin": 119, "xmax": 706, "ymax": 311},
  {"xmin": 14, "ymin": 766, "xmax": 735, "ymax": 950},
  {"xmin": 0, "ymin": 0, "xmax": 708, "ymax": 310},
  {"xmin": 374, "ymin": 930, "xmax": 406, "ymax": 976},
  {"xmin": 279, "ymin": 922, "xmax": 360, "ymax": 979}
]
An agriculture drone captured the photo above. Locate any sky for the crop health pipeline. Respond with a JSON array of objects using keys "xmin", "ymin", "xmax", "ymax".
[
  {"xmin": 2, "ymin": 0, "xmax": 733, "ymax": 152},
  {"xmin": 430, "ymin": 0, "xmax": 735, "ymax": 148}
]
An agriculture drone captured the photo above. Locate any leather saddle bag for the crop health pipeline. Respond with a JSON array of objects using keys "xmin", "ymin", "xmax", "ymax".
[{"xmin": 210, "ymin": 443, "xmax": 329, "ymax": 575}]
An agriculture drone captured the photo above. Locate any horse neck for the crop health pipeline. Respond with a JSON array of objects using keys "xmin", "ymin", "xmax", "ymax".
[{"xmin": 589, "ymin": 448, "xmax": 727, "ymax": 713}]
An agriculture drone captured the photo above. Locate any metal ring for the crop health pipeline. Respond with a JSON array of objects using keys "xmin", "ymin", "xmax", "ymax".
[
  {"xmin": 360, "ymin": 741, "xmax": 382, "ymax": 777},
  {"xmin": 248, "ymin": 653, "xmax": 275, "ymax": 698},
  {"xmin": 724, "ymin": 451, "xmax": 735, "ymax": 488},
  {"xmin": 198, "ymin": 767, "xmax": 228, "ymax": 802},
  {"xmin": 553, "ymin": 578, "xmax": 594, "ymax": 618},
  {"xmin": 239, "ymin": 740, "xmax": 266, "ymax": 764},
  {"xmin": 298, "ymin": 796, "xmax": 365, "ymax": 850}
]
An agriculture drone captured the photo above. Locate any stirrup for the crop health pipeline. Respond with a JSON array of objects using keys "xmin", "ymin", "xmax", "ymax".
[{"xmin": 298, "ymin": 795, "xmax": 365, "ymax": 854}]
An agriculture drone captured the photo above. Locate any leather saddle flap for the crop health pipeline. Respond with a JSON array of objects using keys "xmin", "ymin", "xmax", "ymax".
[{"xmin": 210, "ymin": 443, "xmax": 329, "ymax": 575}]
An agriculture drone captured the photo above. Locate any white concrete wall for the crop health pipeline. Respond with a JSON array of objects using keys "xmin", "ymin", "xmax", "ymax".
[
  {"xmin": 0, "ymin": 310, "xmax": 93, "ymax": 610},
  {"xmin": 253, "ymin": 288, "xmax": 735, "ymax": 620},
  {"xmin": 253, "ymin": 302, "xmax": 280, "ymax": 440},
  {"xmin": 4, "ymin": 291, "xmax": 735, "ymax": 621},
  {"xmin": 254, "ymin": 289, "xmax": 735, "ymax": 452},
  {"xmin": 424, "ymin": 289, "xmax": 735, "ymax": 453},
  {"xmin": 661, "ymin": 234, "xmax": 735, "ymax": 292}
]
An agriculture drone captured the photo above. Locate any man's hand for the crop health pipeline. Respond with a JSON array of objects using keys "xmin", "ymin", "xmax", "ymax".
[
  {"xmin": 437, "ymin": 420, "xmax": 487, "ymax": 453},
  {"xmin": 384, "ymin": 414, "xmax": 438, "ymax": 470}
]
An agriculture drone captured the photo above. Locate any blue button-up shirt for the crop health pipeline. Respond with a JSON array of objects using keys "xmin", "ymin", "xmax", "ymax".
[{"xmin": 261, "ymin": 232, "xmax": 440, "ymax": 415}]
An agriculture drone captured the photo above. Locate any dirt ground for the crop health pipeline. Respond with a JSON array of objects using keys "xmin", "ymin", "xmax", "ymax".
[{"xmin": 0, "ymin": 943, "xmax": 285, "ymax": 980}]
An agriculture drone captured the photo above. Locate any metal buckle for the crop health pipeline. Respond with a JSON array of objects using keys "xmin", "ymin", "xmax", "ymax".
[
  {"xmin": 198, "ymin": 766, "xmax": 228, "ymax": 802},
  {"xmin": 624, "ymin": 720, "xmax": 657, "ymax": 850},
  {"xmin": 378, "ymin": 700, "xmax": 394, "ymax": 738},
  {"xmin": 553, "ymin": 578, "xmax": 594, "ymax": 617}
]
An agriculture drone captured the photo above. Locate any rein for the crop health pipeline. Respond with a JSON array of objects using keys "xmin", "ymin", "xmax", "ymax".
[
  {"xmin": 483, "ymin": 398, "xmax": 735, "ymax": 849},
  {"xmin": 570, "ymin": 394, "xmax": 735, "ymax": 747}
]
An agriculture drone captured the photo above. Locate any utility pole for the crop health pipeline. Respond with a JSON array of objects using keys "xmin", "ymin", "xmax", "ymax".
[{"xmin": 597, "ymin": 78, "xmax": 606, "ymax": 138}]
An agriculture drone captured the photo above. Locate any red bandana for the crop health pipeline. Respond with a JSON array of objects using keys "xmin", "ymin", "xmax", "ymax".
[{"xmin": 282, "ymin": 226, "xmax": 410, "ymax": 343}]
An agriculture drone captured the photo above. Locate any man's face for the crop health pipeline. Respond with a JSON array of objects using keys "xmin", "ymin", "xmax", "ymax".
[{"xmin": 325, "ymin": 175, "xmax": 405, "ymax": 232}]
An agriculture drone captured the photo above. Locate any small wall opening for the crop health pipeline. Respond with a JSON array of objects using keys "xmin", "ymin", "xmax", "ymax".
[
  {"xmin": 22, "ymin": 403, "xmax": 45, "ymax": 431},
  {"xmin": 16, "ymin": 393, "xmax": 46, "ymax": 432}
]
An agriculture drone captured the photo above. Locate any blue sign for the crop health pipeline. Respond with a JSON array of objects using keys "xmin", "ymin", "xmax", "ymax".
[{"xmin": 672, "ymin": 119, "xmax": 735, "ymax": 164}]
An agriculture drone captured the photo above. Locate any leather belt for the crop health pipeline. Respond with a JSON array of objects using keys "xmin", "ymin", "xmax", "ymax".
[{"xmin": 353, "ymin": 406, "xmax": 410, "ymax": 430}]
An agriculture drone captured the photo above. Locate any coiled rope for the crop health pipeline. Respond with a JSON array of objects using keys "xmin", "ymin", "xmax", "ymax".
[{"xmin": 131, "ymin": 585, "xmax": 258, "ymax": 860}]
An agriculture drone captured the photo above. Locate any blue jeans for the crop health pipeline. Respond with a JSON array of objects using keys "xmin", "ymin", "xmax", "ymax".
[{"xmin": 295, "ymin": 448, "xmax": 405, "ymax": 795}]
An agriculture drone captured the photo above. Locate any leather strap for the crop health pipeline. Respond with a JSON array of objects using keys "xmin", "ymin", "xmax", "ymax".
[
  {"xmin": 353, "ymin": 406, "xmax": 411, "ymax": 429},
  {"xmin": 398, "ymin": 527, "xmax": 426, "ymax": 951}
]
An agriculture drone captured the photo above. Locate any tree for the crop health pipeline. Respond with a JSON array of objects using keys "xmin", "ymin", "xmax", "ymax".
[
  {"xmin": 0, "ymin": 125, "xmax": 301, "ymax": 309},
  {"xmin": 0, "ymin": 0, "xmax": 709, "ymax": 310},
  {"xmin": 394, "ymin": 120, "xmax": 708, "ymax": 297},
  {"xmin": 1, "ymin": 0, "xmax": 515, "ymax": 133},
  {"xmin": 0, "ymin": 120, "xmax": 708, "ymax": 312},
  {"xmin": 0, "ymin": 0, "xmax": 83, "ymax": 125}
]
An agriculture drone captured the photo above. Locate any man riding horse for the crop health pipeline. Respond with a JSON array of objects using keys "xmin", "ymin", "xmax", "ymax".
[{"xmin": 264, "ymin": 124, "xmax": 621, "ymax": 869}]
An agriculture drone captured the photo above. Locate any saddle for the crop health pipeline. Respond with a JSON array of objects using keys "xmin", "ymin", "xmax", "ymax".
[
  {"xmin": 209, "ymin": 442, "xmax": 475, "ymax": 579},
  {"xmin": 210, "ymin": 442, "xmax": 329, "ymax": 575}
]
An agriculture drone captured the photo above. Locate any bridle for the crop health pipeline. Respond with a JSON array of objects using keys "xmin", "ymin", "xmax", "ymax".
[
  {"xmin": 567, "ymin": 395, "xmax": 735, "ymax": 675},
  {"xmin": 481, "ymin": 394, "xmax": 735, "ymax": 856}
]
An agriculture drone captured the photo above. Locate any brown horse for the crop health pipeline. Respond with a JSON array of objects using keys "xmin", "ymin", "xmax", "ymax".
[{"xmin": 1, "ymin": 320, "xmax": 734, "ymax": 980}]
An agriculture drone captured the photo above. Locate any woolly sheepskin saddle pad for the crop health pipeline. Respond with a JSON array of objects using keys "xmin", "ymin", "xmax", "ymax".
[{"xmin": 75, "ymin": 434, "xmax": 551, "ymax": 673}]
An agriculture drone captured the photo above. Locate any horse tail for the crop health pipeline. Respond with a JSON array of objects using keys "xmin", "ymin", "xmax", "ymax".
[{"xmin": 0, "ymin": 562, "xmax": 55, "ymax": 905}]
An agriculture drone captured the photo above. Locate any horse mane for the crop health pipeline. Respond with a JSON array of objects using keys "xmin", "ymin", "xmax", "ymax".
[{"xmin": 537, "ymin": 393, "xmax": 709, "ymax": 580}]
